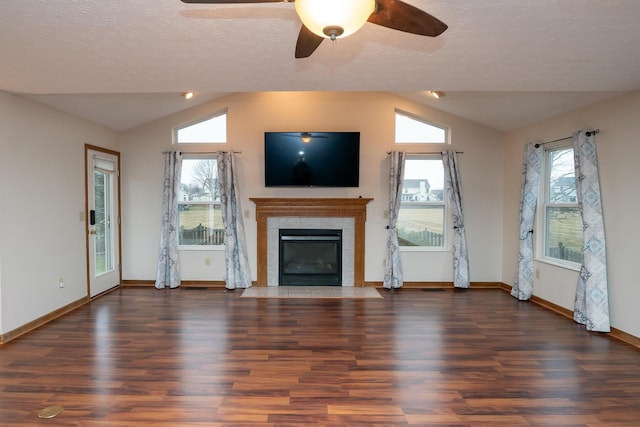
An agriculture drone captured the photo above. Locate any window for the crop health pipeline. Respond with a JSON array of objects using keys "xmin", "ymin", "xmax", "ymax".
[
  {"xmin": 175, "ymin": 110, "xmax": 227, "ymax": 144},
  {"xmin": 395, "ymin": 109, "xmax": 447, "ymax": 144},
  {"xmin": 542, "ymin": 145, "xmax": 583, "ymax": 264},
  {"xmin": 397, "ymin": 155, "xmax": 446, "ymax": 248},
  {"xmin": 93, "ymin": 160, "xmax": 115, "ymax": 274},
  {"xmin": 178, "ymin": 157, "xmax": 224, "ymax": 247}
]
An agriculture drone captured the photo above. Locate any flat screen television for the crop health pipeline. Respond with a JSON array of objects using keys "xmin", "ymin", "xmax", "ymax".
[{"xmin": 264, "ymin": 132, "xmax": 360, "ymax": 187}]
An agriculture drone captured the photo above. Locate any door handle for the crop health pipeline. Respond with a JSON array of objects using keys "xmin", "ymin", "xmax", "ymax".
[{"xmin": 89, "ymin": 229, "xmax": 97, "ymax": 235}]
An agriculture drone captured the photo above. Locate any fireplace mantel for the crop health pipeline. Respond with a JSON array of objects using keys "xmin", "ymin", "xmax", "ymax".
[{"xmin": 250, "ymin": 198, "xmax": 373, "ymax": 287}]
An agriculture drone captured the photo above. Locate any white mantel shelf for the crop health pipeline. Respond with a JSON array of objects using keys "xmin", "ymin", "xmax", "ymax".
[{"xmin": 250, "ymin": 198, "xmax": 373, "ymax": 287}]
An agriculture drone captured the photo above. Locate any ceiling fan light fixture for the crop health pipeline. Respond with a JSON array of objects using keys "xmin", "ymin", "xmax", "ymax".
[
  {"xmin": 295, "ymin": 0, "xmax": 376, "ymax": 40},
  {"xmin": 300, "ymin": 132, "xmax": 312, "ymax": 143},
  {"xmin": 323, "ymin": 25, "xmax": 344, "ymax": 41}
]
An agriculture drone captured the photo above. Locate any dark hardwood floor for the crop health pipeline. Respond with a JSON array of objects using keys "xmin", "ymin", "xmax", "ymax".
[{"xmin": 1, "ymin": 287, "xmax": 639, "ymax": 426}]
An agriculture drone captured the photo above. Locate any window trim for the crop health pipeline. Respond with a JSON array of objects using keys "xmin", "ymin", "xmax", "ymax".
[
  {"xmin": 173, "ymin": 108, "xmax": 228, "ymax": 145},
  {"xmin": 398, "ymin": 154, "xmax": 450, "ymax": 251},
  {"xmin": 535, "ymin": 142, "xmax": 583, "ymax": 269},
  {"xmin": 394, "ymin": 108, "xmax": 449, "ymax": 144}
]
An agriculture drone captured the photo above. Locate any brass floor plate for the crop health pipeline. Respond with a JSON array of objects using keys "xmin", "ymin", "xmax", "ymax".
[{"xmin": 37, "ymin": 405, "xmax": 64, "ymax": 419}]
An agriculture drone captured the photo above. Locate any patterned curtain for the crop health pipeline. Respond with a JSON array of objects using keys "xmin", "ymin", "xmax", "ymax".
[
  {"xmin": 216, "ymin": 151, "xmax": 252, "ymax": 290},
  {"xmin": 572, "ymin": 130, "xmax": 610, "ymax": 332},
  {"xmin": 155, "ymin": 151, "xmax": 183, "ymax": 289},
  {"xmin": 511, "ymin": 142, "xmax": 543, "ymax": 300},
  {"xmin": 383, "ymin": 151, "xmax": 406, "ymax": 289},
  {"xmin": 442, "ymin": 150, "xmax": 470, "ymax": 288}
]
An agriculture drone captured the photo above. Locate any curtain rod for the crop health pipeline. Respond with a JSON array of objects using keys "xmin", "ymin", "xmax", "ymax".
[
  {"xmin": 534, "ymin": 129, "xmax": 599, "ymax": 148},
  {"xmin": 386, "ymin": 150, "xmax": 463, "ymax": 156},
  {"xmin": 178, "ymin": 151, "xmax": 241, "ymax": 155}
]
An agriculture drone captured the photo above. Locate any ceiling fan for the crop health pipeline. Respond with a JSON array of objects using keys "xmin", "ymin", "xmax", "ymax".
[
  {"xmin": 281, "ymin": 132, "xmax": 329, "ymax": 143},
  {"xmin": 180, "ymin": 0, "xmax": 448, "ymax": 58}
]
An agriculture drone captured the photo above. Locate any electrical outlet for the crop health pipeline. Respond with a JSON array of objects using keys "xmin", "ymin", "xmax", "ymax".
[
  {"xmin": 535, "ymin": 269, "xmax": 540, "ymax": 279},
  {"xmin": 58, "ymin": 278, "xmax": 65, "ymax": 288},
  {"xmin": 205, "ymin": 257, "xmax": 211, "ymax": 266}
]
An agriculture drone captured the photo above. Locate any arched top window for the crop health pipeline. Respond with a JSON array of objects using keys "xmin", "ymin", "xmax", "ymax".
[
  {"xmin": 174, "ymin": 109, "xmax": 227, "ymax": 144},
  {"xmin": 395, "ymin": 109, "xmax": 448, "ymax": 144}
]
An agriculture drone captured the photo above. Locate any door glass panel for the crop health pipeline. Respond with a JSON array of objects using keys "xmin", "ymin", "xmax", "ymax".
[{"xmin": 94, "ymin": 166, "xmax": 114, "ymax": 275}]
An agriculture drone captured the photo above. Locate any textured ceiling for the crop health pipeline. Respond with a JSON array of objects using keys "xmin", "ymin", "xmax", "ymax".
[{"xmin": 2, "ymin": 1, "xmax": 638, "ymax": 131}]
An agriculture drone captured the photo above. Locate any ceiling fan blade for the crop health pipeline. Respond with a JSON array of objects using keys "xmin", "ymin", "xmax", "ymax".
[
  {"xmin": 295, "ymin": 25, "xmax": 324, "ymax": 58},
  {"xmin": 368, "ymin": 0, "xmax": 447, "ymax": 37},
  {"xmin": 181, "ymin": 0, "xmax": 290, "ymax": 3}
]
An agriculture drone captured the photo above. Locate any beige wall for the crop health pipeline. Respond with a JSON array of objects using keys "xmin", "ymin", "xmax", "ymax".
[
  {"xmin": 6, "ymin": 88, "xmax": 636, "ymax": 339},
  {"xmin": 119, "ymin": 92, "xmax": 505, "ymax": 284},
  {"xmin": 503, "ymin": 91, "xmax": 640, "ymax": 337},
  {"xmin": 0, "ymin": 92, "xmax": 118, "ymax": 334}
]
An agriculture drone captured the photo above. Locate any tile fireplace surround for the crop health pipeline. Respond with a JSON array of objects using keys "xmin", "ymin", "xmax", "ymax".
[{"xmin": 250, "ymin": 198, "xmax": 373, "ymax": 287}]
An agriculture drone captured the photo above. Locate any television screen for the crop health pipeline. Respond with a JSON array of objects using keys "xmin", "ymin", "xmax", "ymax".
[{"xmin": 264, "ymin": 132, "xmax": 360, "ymax": 187}]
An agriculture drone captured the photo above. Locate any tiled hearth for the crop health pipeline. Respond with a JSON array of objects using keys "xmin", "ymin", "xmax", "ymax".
[
  {"xmin": 241, "ymin": 286, "xmax": 382, "ymax": 298},
  {"xmin": 250, "ymin": 198, "xmax": 373, "ymax": 287}
]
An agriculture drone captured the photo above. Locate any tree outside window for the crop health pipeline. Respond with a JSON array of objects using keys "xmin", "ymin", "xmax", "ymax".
[
  {"xmin": 178, "ymin": 157, "xmax": 224, "ymax": 246},
  {"xmin": 544, "ymin": 147, "xmax": 583, "ymax": 264}
]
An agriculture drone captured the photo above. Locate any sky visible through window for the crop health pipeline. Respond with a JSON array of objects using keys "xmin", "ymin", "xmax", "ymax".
[
  {"xmin": 549, "ymin": 148, "xmax": 575, "ymax": 183},
  {"xmin": 404, "ymin": 158, "xmax": 444, "ymax": 190},
  {"xmin": 176, "ymin": 113, "xmax": 227, "ymax": 143},
  {"xmin": 395, "ymin": 112, "xmax": 446, "ymax": 144},
  {"xmin": 180, "ymin": 158, "xmax": 218, "ymax": 190},
  {"xmin": 180, "ymin": 159, "xmax": 198, "ymax": 186}
]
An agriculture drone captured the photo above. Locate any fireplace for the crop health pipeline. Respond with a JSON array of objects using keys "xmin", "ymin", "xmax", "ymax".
[
  {"xmin": 279, "ymin": 229, "xmax": 342, "ymax": 286},
  {"xmin": 250, "ymin": 198, "xmax": 373, "ymax": 287}
]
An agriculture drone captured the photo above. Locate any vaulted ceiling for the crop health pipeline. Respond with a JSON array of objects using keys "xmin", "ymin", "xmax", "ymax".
[{"xmin": 2, "ymin": 1, "xmax": 638, "ymax": 131}]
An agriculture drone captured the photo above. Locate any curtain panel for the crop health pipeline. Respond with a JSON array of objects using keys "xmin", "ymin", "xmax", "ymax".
[
  {"xmin": 572, "ymin": 130, "xmax": 610, "ymax": 332},
  {"xmin": 383, "ymin": 151, "xmax": 406, "ymax": 289},
  {"xmin": 511, "ymin": 142, "xmax": 544, "ymax": 300},
  {"xmin": 155, "ymin": 150, "xmax": 183, "ymax": 289},
  {"xmin": 216, "ymin": 151, "xmax": 252, "ymax": 290},
  {"xmin": 442, "ymin": 150, "xmax": 470, "ymax": 288}
]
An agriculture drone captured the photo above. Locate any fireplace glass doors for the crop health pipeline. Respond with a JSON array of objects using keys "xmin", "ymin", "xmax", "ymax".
[{"xmin": 279, "ymin": 229, "xmax": 342, "ymax": 286}]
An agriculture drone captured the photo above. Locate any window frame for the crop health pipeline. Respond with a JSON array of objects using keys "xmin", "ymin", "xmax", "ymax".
[
  {"xmin": 394, "ymin": 108, "xmax": 449, "ymax": 144},
  {"xmin": 173, "ymin": 108, "xmax": 228, "ymax": 145},
  {"xmin": 398, "ymin": 154, "xmax": 449, "ymax": 252},
  {"xmin": 536, "ymin": 142, "xmax": 583, "ymax": 269},
  {"xmin": 177, "ymin": 155, "xmax": 225, "ymax": 251}
]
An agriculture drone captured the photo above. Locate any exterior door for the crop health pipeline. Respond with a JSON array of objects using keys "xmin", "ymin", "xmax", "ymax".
[{"xmin": 86, "ymin": 145, "xmax": 121, "ymax": 297}]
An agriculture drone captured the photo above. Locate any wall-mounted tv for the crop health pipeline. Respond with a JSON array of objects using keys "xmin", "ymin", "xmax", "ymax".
[{"xmin": 264, "ymin": 132, "xmax": 360, "ymax": 187}]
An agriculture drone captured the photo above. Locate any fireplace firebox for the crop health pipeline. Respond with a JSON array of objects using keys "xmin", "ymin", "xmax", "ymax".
[{"xmin": 279, "ymin": 229, "xmax": 342, "ymax": 286}]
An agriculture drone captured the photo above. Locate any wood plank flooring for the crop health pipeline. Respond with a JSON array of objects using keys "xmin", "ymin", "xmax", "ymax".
[{"xmin": 1, "ymin": 288, "xmax": 640, "ymax": 426}]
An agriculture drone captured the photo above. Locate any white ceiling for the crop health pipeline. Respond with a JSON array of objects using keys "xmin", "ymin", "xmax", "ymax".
[{"xmin": 2, "ymin": 1, "xmax": 639, "ymax": 131}]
